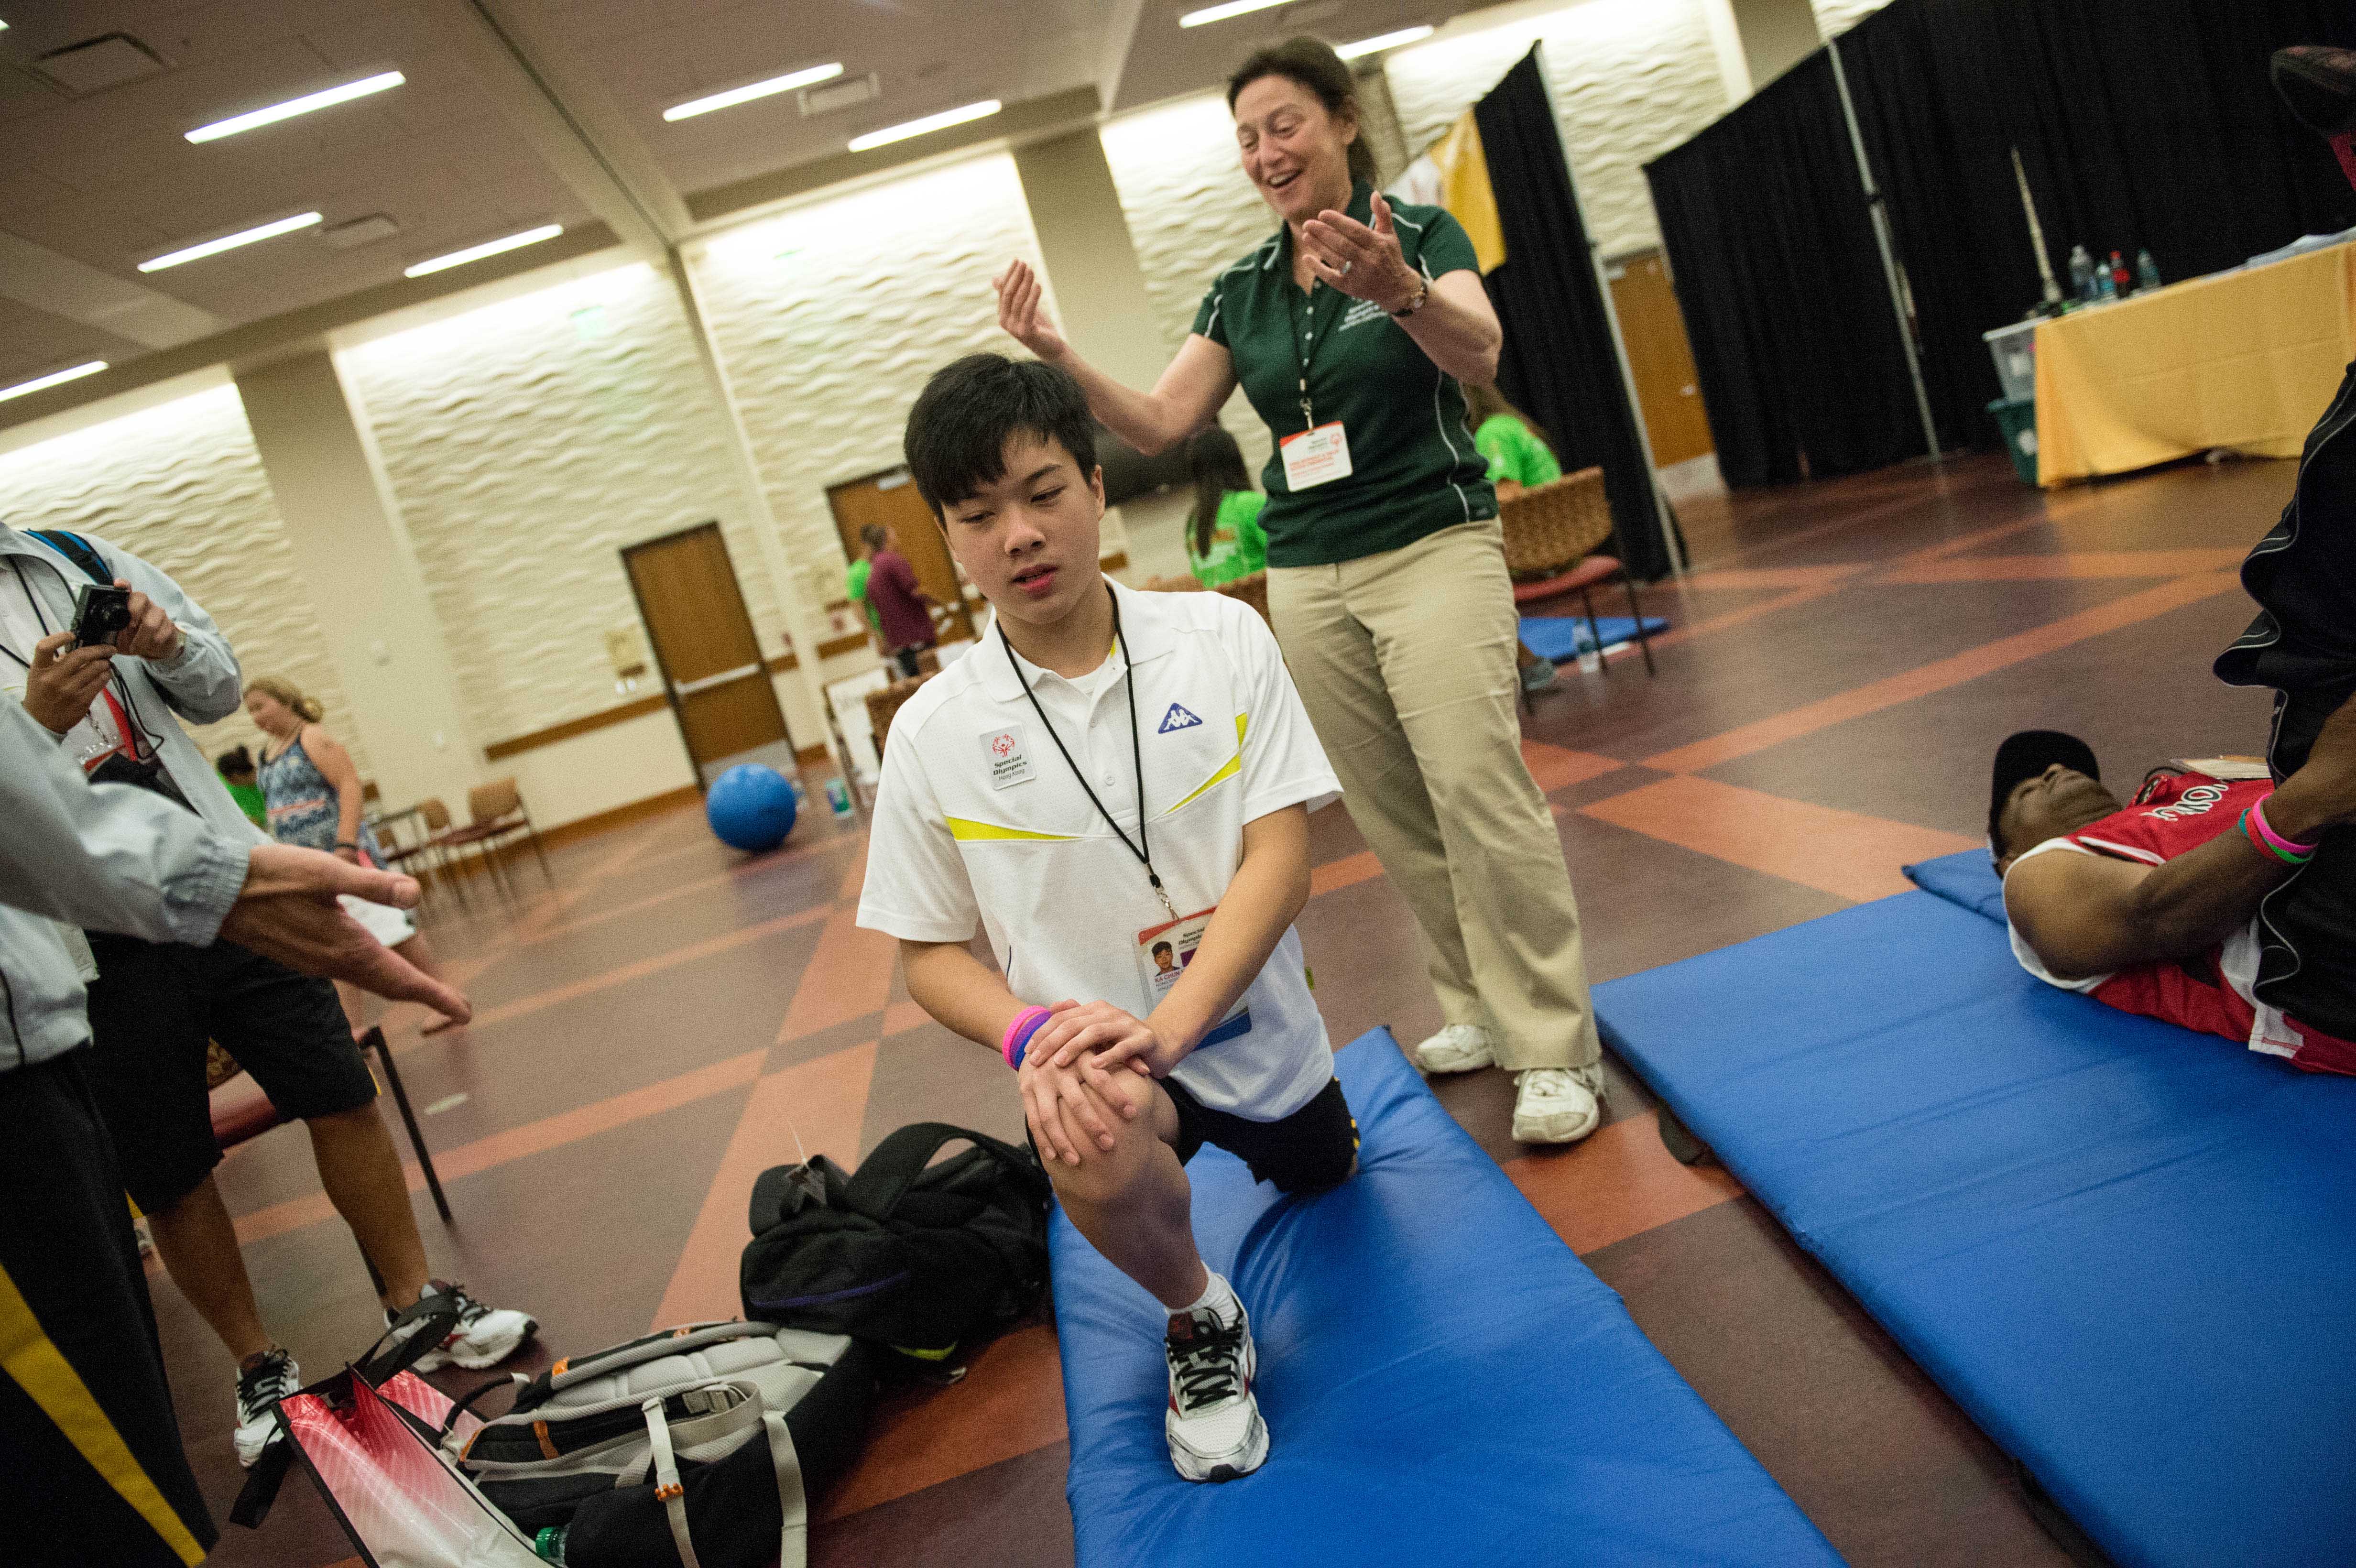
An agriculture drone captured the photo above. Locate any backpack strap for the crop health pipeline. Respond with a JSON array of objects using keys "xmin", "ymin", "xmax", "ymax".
[
  {"xmin": 25, "ymin": 530, "xmax": 111, "ymax": 585},
  {"xmin": 642, "ymin": 1396, "xmax": 703, "ymax": 1568},
  {"xmin": 512, "ymin": 1319, "xmax": 775, "ymax": 1411},
  {"xmin": 840, "ymin": 1122, "xmax": 1046, "ymax": 1222},
  {"xmin": 765, "ymin": 1406, "xmax": 808, "ymax": 1568}
]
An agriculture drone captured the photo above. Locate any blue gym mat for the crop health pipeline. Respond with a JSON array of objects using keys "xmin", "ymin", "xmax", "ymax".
[
  {"xmin": 1048, "ymin": 1028, "xmax": 1842, "ymax": 1568},
  {"xmin": 1594, "ymin": 871, "xmax": 2356, "ymax": 1568},
  {"xmin": 1518, "ymin": 613, "xmax": 1668, "ymax": 661}
]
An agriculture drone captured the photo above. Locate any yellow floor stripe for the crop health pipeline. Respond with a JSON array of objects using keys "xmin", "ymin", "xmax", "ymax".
[{"xmin": 0, "ymin": 1259, "xmax": 205, "ymax": 1566}]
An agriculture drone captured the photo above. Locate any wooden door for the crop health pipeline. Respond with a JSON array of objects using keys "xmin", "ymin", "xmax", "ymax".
[
  {"xmin": 621, "ymin": 523, "xmax": 791, "ymax": 779},
  {"xmin": 1607, "ymin": 250, "xmax": 1716, "ymax": 469},
  {"xmin": 826, "ymin": 467, "xmax": 975, "ymax": 642}
]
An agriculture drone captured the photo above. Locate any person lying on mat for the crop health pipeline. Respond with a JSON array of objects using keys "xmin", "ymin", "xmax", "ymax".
[
  {"xmin": 1989, "ymin": 703, "xmax": 2356, "ymax": 1076},
  {"xmin": 862, "ymin": 354, "xmax": 1358, "ymax": 1484}
]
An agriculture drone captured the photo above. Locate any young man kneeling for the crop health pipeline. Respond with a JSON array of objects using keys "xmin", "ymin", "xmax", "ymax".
[{"xmin": 859, "ymin": 355, "xmax": 1357, "ymax": 1481}]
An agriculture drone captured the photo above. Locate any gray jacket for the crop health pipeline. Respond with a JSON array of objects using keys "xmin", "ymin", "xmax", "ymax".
[
  {"xmin": 0, "ymin": 697, "xmax": 249, "ymax": 1069},
  {"xmin": 0, "ymin": 525, "xmax": 263, "ymax": 849}
]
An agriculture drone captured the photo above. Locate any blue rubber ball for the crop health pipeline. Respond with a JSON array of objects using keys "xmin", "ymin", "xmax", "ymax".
[{"xmin": 706, "ymin": 764, "xmax": 798, "ymax": 852}]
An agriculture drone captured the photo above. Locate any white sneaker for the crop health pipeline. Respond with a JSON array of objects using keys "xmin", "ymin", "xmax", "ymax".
[
  {"xmin": 386, "ymin": 1280, "xmax": 538, "ymax": 1373},
  {"xmin": 233, "ymin": 1348, "xmax": 301, "ymax": 1468},
  {"xmin": 1413, "ymin": 1023, "xmax": 1496, "ymax": 1075},
  {"xmin": 1513, "ymin": 1065, "xmax": 1606, "ymax": 1144},
  {"xmin": 1164, "ymin": 1301, "xmax": 1268, "ymax": 1483}
]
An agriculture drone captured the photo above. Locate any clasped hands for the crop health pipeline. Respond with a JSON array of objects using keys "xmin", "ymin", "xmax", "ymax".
[{"xmin": 1018, "ymin": 999, "xmax": 1185, "ymax": 1166}]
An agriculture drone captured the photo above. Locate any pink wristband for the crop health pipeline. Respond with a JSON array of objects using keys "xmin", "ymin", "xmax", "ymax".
[
  {"xmin": 2249, "ymin": 794, "xmax": 2319, "ymax": 858},
  {"xmin": 1002, "ymin": 1005, "xmax": 1052, "ymax": 1070}
]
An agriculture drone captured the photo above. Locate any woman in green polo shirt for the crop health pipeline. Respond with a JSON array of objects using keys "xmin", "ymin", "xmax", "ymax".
[
  {"xmin": 991, "ymin": 37, "xmax": 1607, "ymax": 1145},
  {"xmin": 1184, "ymin": 425, "xmax": 1268, "ymax": 588}
]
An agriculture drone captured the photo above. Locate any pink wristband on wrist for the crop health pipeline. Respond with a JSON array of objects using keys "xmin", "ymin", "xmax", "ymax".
[
  {"xmin": 2250, "ymin": 794, "xmax": 2319, "ymax": 858},
  {"xmin": 1002, "ymin": 1005, "xmax": 1053, "ymax": 1070}
]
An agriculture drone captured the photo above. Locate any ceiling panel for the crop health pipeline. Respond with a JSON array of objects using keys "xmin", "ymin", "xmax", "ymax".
[{"xmin": 0, "ymin": 296, "xmax": 142, "ymax": 390}]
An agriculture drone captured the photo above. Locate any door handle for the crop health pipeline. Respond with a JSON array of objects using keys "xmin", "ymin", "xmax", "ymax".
[{"xmin": 672, "ymin": 662, "xmax": 763, "ymax": 697}]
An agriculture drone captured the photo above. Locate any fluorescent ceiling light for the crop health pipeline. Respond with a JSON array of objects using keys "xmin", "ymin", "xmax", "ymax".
[
  {"xmin": 403, "ymin": 224, "xmax": 565, "ymax": 278},
  {"xmin": 139, "ymin": 212, "xmax": 322, "ymax": 272},
  {"xmin": 847, "ymin": 99, "xmax": 1001, "ymax": 152},
  {"xmin": 1178, "ymin": 0, "xmax": 1286, "ymax": 27},
  {"xmin": 185, "ymin": 70, "xmax": 405, "ymax": 143},
  {"xmin": 0, "ymin": 361, "xmax": 107, "ymax": 403},
  {"xmin": 665, "ymin": 62, "xmax": 843, "ymax": 121},
  {"xmin": 1336, "ymin": 25, "xmax": 1435, "ymax": 59}
]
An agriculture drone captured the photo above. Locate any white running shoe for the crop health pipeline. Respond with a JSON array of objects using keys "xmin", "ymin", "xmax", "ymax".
[
  {"xmin": 1164, "ymin": 1302, "xmax": 1268, "ymax": 1483},
  {"xmin": 1413, "ymin": 1023, "xmax": 1496, "ymax": 1075},
  {"xmin": 386, "ymin": 1280, "xmax": 538, "ymax": 1373},
  {"xmin": 1513, "ymin": 1065, "xmax": 1606, "ymax": 1144},
  {"xmin": 233, "ymin": 1347, "xmax": 301, "ymax": 1468}
]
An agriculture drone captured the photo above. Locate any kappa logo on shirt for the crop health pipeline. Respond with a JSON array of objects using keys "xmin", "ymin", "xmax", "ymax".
[{"xmin": 1157, "ymin": 703, "xmax": 1202, "ymax": 734}]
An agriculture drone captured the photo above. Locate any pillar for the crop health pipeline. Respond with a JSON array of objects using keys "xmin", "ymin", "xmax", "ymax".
[
  {"xmin": 1010, "ymin": 130, "xmax": 1168, "ymax": 392},
  {"xmin": 233, "ymin": 348, "xmax": 483, "ymax": 814},
  {"xmin": 1703, "ymin": 0, "xmax": 1825, "ymax": 103}
]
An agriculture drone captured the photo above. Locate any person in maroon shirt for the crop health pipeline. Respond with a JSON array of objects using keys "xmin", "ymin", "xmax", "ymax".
[{"xmin": 862, "ymin": 524, "xmax": 939, "ymax": 677}]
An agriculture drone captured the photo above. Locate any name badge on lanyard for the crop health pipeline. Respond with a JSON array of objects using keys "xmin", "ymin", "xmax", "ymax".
[{"xmin": 1280, "ymin": 422, "xmax": 1353, "ymax": 490}]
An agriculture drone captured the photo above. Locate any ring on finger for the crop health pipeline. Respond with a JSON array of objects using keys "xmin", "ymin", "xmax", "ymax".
[{"xmin": 1340, "ymin": 259, "xmax": 1353, "ymax": 275}]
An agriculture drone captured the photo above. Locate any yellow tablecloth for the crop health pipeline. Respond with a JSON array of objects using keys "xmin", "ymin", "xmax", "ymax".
[{"xmin": 2032, "ymin": 241, "xmax": 2356, "ymax": 486}]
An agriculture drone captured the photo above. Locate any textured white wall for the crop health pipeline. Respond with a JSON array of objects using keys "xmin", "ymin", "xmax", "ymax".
[
  {"xmin": 338, "ymin": 262, "xmax": 790, "ymax": 750},
  {"xmin": 1811, "ymin": 0, "xmax": 1891, "ymax": 39},
  {"xmin": 0, "ymin": 383, "xmax": 365, "ymax": 773},
  {"xmin": 1383, "ymin": 0, "xmax": 1732, "ymax": 260},
  {"xmin": 686, "ymin": 156, "xmax": 1049, "ymax": 618}
]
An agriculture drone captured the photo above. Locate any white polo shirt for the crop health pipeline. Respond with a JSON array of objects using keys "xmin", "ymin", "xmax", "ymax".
[{"xmin": 858, "ymin": 577, "xmax": 1342, "ymax": 1120}]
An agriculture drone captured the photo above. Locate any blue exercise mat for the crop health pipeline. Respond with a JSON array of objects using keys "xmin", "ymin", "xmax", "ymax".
[
  {"xmin": 1049, "ymin": 1028, "xmax": 1841, "ymax": 1568},
  {"xmin": 1519, "ymin": 614, "xmax": 1668, "ymax": 662},
  {"xmin": 1903, "ymin": 846, "xmax": 2006, "ymax": 923},
  {"xmin": 1595, "ymin": 891, "xmax": 2356, "ymax": 1568}
]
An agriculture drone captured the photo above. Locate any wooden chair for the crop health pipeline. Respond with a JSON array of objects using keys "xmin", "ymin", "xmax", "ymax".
[
  {"xmin": 379, "ymin": 797, "xmax": 467, "ymax": 907},
  {"xmin": 1498, "ymin": 467, "xmax": 1656, "ymax": 682},
  {"xmin": 207, "ymin": 1028, "xmax": 451, "ymax": 1223},
  {"xmin": 464, "ymin": 777, "xmax": 553, "ymax": 891},
  {"xmin": 865, "ymin": 671, "xmax": 938, "ymax": 760}
]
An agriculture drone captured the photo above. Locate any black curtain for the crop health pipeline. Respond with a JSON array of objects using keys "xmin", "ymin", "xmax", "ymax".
[
  {"xmin": 1643, "ymin": 52, "xmax": 1927, "ymax": 487},
  {"xmin": 1475, "ymin": 49, "xmax": 1678, "ymax": 580},
  {"xmin": 1839, "ymin": 0, "xmax": 2356, "ymax": 453}
]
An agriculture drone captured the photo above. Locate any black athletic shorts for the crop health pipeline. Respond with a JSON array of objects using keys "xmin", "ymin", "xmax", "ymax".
[
  {"xmin": 1165, "ymin": 1076, "xmax": 1359, "ymax": 1195},
  {"xmin": 81, "ymin": 933, "xmax": 379, "ymax": 1212}
]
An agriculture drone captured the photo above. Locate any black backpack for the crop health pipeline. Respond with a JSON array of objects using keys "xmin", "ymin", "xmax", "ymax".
[{"xmin": 739, "ymin": 1122, "xmax": 1051, "ymax": 1369}]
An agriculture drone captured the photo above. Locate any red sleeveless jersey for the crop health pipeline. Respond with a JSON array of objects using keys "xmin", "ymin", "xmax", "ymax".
[{"xmin": 2031, "ymin": 772, "xmax": 2356, "ymax": 1076}]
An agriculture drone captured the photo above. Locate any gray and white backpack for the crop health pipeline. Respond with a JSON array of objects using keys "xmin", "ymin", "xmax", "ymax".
[{"xmin": 446, "ymin": 1320, "xmax": 876, "ymax": 1568}]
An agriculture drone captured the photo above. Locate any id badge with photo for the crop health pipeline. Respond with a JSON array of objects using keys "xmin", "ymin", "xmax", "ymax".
[
  {"xmin": 1136, "ymin": 905, "xmax": 1217, "ymax": 1002},
  {"xmin": 1279, "ymin": 422, "xmax": 1353, "ymax": 491}
]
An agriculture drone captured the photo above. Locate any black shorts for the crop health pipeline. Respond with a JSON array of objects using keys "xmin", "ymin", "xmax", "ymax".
[
  {"xmin": 1165, "ymin": 1076, "xmax": 1359, "ymax": 1195},
  {"xmin": 81, "ymin": 934, "xmax": 379, "ymax": 1212}
]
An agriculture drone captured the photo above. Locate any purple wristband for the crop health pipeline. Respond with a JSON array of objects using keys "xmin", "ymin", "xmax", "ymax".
[{"xmin": 1002, "ymin": 1005, "xmax": 1052, "ymax": 1070}]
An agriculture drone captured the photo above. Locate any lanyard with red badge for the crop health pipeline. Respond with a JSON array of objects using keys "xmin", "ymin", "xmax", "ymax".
[{"xmin": 1280, "ymin": 273, "xmax": 1353, "ymax": 491}]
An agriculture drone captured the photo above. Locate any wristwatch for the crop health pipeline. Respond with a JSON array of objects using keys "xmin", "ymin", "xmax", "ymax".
[{"xmin": 1390, "ymin": 279, "xmax": 1430, "ymax": 318}]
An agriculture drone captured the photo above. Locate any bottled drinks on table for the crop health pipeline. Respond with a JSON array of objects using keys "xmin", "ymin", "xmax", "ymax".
[
  {"xmin": 2136, "ymin": 248, "xmax": 2162, "ymax": 290},
  {"xmin": 2069, "ymin": 244, "xmax": 2095, "ymax": 301},
  {"xmin": 2109, "ymin": 250, "xmax": 2133, "ymax": 297},
  {"xmin": 2094, "ymin": 260, "xmax": 2117, "ymax": 301}
]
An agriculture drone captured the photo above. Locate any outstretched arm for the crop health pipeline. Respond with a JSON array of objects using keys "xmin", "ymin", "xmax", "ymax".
[{"xmin": 994, "ymin": 260, "xmax": 1237, "ymax": 456}]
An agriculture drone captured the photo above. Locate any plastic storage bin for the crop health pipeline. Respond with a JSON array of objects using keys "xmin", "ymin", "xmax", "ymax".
[
  {"xmin": 1983, "ymin": 319, "xmax": 2038, "ymax": 404},
  {"xmin": 1987, "ymin": 397, "xmax": 2039, "ymax": 487}
]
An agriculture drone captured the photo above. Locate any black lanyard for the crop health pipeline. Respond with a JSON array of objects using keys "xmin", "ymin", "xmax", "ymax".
[
  {"xmin": 1285, "ymin": 252, "xmax": 1342, "ymax": 429},
  {"xmin": 1003, "ymin": 589, "xmax": 1178, "ymax": 921}
]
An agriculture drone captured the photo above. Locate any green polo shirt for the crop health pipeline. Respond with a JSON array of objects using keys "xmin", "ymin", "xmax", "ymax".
[{"xmin": 1191, "ymin": 182, "xmax": 1495, "ymax": 568}]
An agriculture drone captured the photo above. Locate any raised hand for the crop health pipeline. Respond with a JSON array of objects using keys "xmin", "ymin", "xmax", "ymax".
[
  {"xmin": 22, "ymin": 632, "xmax": 113, "ymax": 735},
  {"xmin": 993, "ymin": 259, "xmax": 1069, "ymax": 362},
  {"xmin": 1299, "ymin": 190, "xmax": 1422, "ymax": 314}
]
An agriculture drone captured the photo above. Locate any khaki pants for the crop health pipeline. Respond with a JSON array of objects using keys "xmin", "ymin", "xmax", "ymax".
[{"xmin": 1267, "ymin": 521, "xmax": 1600, "ymax": 1071}]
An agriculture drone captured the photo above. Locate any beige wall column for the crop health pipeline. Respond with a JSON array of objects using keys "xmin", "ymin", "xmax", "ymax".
[
  {"xmin": 1703, "ymin": 0, "xmax": 1824, "ymax": 103},
  {"xmin": 233, "ymin": 348, "xmax": 482, "ymax": 813},
  {"xmin": 1012, "ymin": 130, "xmax": 1167, "ymax": 391}
]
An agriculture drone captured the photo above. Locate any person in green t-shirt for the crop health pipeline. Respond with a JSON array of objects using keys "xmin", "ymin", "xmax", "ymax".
[
  {"xmin": 1466, "ymin": 382, "xmax": 1563, "ymax": 497},
  {"xmin": 1184, "ymin": 426, "xmax": 1269, "ymax": 588},
  {"xmin": 845, "ymin": 525, "xmax": 886, "ymax": 647},
  {"xmin": 214, "ymin": 745, "xmax": 268, "ymax": 828}
]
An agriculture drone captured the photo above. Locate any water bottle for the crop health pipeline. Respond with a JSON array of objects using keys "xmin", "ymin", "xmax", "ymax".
[
  {"xmin": 534, "ymin": 1525, "xmax": 569, "ymax": 1564},
  {"xmin": 825, "ymin": 775, "xmax": 854, "ymax": 823},
  {"xmin": 1572, "ymin": 622, "xmax": 1603, "ymax": 675},
  {"xmin": 2136, "ymin": 248, "xmax": 2161, "ymax": 291},
  {"xmin": 2068, "ymin": 244, "xmax": 2094, "ymax": 302},
  {"xmin": 2108, "ymin": 250, "xmax": 2132, "ymax": 298},
  {"xmin": 2094, "ymin": 261, "xmax": 2116, "ymax": 302}
]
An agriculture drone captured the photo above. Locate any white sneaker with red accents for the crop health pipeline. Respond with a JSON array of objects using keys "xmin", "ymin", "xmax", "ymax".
[
  {"xmin": 1164, "ymin": 1298, "xmax": 1268, "ymax": 1483},
  {"xmin": 385, "ymin": 1280, "xmax": 537, "ymax": 1372}
]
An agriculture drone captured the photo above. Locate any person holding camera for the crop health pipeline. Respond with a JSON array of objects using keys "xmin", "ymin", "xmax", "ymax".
[{"xmin": 0, "ymin": 523, "xmax": 533, "ymax": 1470}]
